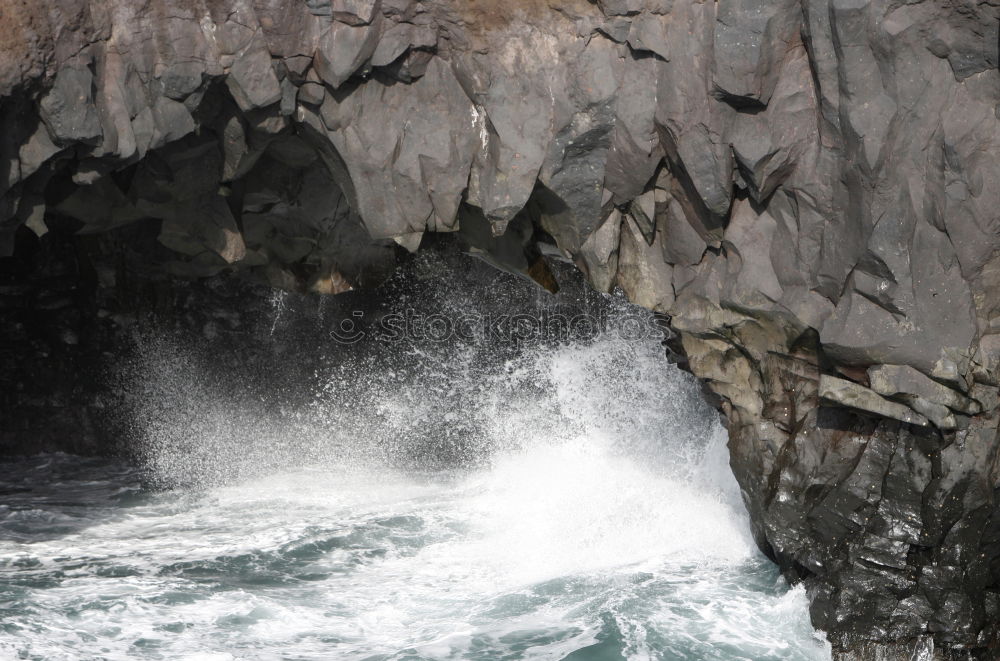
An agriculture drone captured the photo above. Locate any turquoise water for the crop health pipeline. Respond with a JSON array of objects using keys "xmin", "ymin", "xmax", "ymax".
[{"xmin": 0, "ymin": 321, "xmax": 832, "ymax": 661}]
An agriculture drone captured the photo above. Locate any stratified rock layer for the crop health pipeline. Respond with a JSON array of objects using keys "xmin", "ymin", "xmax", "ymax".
[{"xmin": 0, "ymin": 0, "xmax": 999, "ymax": 657}]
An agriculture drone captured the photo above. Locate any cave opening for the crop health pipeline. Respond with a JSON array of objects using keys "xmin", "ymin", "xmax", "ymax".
[
  {"xmin": 0, "ymin": 74, "xmax": 656, "ymax": 462},
  {"xmin": 0, "ymin": 123, "xmax": 831, "ymax": 657}
]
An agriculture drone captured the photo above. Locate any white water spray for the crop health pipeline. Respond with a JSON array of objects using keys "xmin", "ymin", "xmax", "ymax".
[{"xmin": 0, "ymin": 288, "xmax": 831, "ymax": 660}]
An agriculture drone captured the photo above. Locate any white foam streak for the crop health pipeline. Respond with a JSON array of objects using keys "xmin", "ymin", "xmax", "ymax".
[
  {"xmin": 460, "ymin": 437, "xmax": 752, "ymax": 585},
  {"xmin": 1, "ymin": 314, "xmax": 831, "ymax": 660}
]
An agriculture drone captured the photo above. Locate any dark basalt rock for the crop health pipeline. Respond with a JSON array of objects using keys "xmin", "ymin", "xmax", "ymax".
[{"xmin": 0, "ymin": 0, "xmax": 999, "ymax": 657}]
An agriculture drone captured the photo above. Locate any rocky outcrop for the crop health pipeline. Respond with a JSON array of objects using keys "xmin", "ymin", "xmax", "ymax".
[{"xmin": 0, "ymin": 0, "xmax": 999, "ymax": 657}]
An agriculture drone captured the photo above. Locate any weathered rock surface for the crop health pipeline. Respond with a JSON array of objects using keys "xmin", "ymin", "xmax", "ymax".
[{"xmin": 0, "ymin": 0, "xmax": 999, "ymax": 657}]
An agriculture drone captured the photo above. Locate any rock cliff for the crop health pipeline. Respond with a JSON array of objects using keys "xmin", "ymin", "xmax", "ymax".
[{"xmin": 1, "ymin": 0, "xmax": 999, "ymax": 657}]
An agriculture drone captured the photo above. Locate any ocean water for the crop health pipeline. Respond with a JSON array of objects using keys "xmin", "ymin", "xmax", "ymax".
[{"xmin": 0, "ymin": 285, "xmax": 832, "ymax": 661}]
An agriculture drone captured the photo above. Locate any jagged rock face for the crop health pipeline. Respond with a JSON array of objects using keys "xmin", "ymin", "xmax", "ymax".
[{"xmin": 1, "ymin": 0, "xmax": 999, "ymax": 656}]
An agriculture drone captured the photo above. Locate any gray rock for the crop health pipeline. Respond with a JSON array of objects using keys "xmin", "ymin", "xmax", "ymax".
[
  {"xmin": 297, "ymin": 81, "xmax": 326, "ymax": 106},
  {"xmin": 627, "ymin": 13, "xmax": 670, "ymax": 60},
  {"xmin": 159, "ymin": 194, "xmax": 247, "ymax": 264},
  {"xmin": 712, "ymin": 0, "xmax": 800, "ymax": 107},
  {"xmin": 616, "ymin": 215, "xmax": 674, "ymax": 312},
  {"xmin": 39, "ymin": 64, "xmax": 103, "ymax": 145},
  {"xmin": 868, "ymin": 364, "xmax": 980, "ymax": 414},
  {"xmin": 577, "ymin": 208, "xmax": 622, "ymax": 294},
  {"xmin": 226, "ymin": 37, "xmax": 283, "ymax": 111},
  {"xmin": 818, "ymin": 375, "xmax": 928, "ymax": 427},
  {"xmin": 150, "ymin": 98, "xmax": 196, "ymax": 150},
  {"xmin": 314, "ymin": 11, "xmax": 383, "ymax": 88},
  {"xmin": 18, "ymin": 122, "xmax": 61, "ymax": 181}
]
